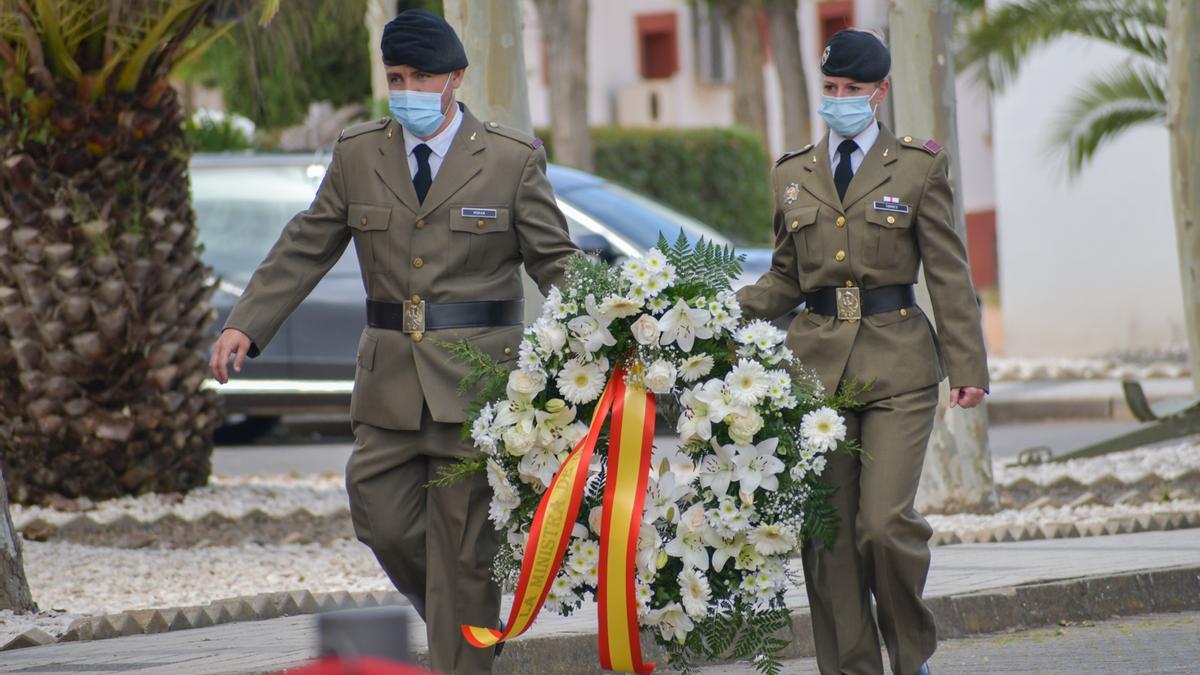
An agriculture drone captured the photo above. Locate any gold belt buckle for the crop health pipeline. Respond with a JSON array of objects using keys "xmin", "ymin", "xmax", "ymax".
[
  {"xmin": 836, "ymin": 287, "xmax": 862, "ymax": 321},
  {"xmin": 402, "ymin": 300, "xmax": 426, "ymax": 333}
]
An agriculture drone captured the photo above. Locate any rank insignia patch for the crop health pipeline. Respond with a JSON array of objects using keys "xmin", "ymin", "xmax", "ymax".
[{"xmin": 784, "ymin": 182, "xmax": 800, "ymax": 205}]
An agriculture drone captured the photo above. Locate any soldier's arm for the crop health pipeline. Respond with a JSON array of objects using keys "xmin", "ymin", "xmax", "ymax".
[
  {"xmin": 513, "ymin": 145, "xmax": 579, "ymax": 294},
  {"xmin": 914, "ymin": 150, "xmax": 990, "ymax": 392},
  {"xmin": 222, "ymin": 145, "xmax": 352, "ymax": 357},
  {"xmin": 735, "ymin": 167, "xmax": 804, "ymax": 320}
]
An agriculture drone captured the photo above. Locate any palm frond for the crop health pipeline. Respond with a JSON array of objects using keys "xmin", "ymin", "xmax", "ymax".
[
  {"xmin": 959, "ymin": 0, "xmax": 1167, "ymax": 92},
  {"xmin": 1051, "ymin": 61, "xmax": 1167, "ymax": 177}
]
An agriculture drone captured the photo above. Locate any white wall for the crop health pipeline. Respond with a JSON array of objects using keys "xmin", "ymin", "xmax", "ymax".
[{"xmin": 992, "ymin": 38, "xmax": 1185, "ymax": 356}]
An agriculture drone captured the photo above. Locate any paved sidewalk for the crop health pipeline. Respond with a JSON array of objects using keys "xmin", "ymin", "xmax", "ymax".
[
  {"xmin": 705, "ymin": 611, "xmax": 1200, "ymax": 674},
  {"xmin": 3, "ymin": 529, "xmax": 1196, "ymax": 674},
  {"xmin": 988, "ymin": 378, "xmax": 1195, "ymax": 423}
]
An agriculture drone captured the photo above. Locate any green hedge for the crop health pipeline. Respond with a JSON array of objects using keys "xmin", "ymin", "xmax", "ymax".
[{"xmin": 537, "ymin": 127, "xmax": 773, "ymax": 246}]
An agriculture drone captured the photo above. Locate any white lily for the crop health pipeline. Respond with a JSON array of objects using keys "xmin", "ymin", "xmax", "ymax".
[
  {"xmin": 733, "ymin": 437, "xmax": 785, "ymax": 495},
  {"xmin": 698, "ymin": 439, "xmax": 738, "ymax": 497},
  {"xmin": 664, "ymin": 503, "xmax": 711, "ymax": 570},
  {"xmin": 642, "ymin": 471, "xmax": 693, "ymax": 524},
  {"xmin": 702, "ymin": 530, "xmax": 744, "ymax": 573},
  {"xmin": 658, "ymin": 298, "xmax": 714, "ymax": 352}
]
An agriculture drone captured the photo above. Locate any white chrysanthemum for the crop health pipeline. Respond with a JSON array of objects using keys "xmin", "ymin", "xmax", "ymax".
[
  {"xmin": 648, "ymin": 296, "xmax": 671, "ymax": 313},
  {"xmin": 678, "ymin": 354, "xmax": 714, "ymax": 382},
  {"xmin": 725, "ymin": 359, "xmax": 770, "ymax": 407},
  {"xmin": 801, "ymin": 407, "xmax": 848, "ymax": 453},
  {"xmin": 486, "ymin": 459, "xmax": 520, "ymax": 525},
  {"xmin": 748, "ymin": 523, "xmax": 797, "ymax": 556},
  {"xmin": 517, "ymin": 339, "xmax": 543, "ymax": 374},
  {"xmin": 658, "ymin": 298, "xmax": 714, "ymax": 352},
  {"xmin": 644, "ymin": 248, "xmax": 670, "ymax": 273},
  {"xmin": 678, "ymin": 569, "xmax": 712, "ymax": 618},
  {"xmin": 556, "ymin": 359, "xmax": 606, "ymax": 404},
  {"xmin": 599, "ymin": 294, "xmax": 642, "ymax": 321},
  {"xmin": 733, "ymin": 437, "xmax": 785, "ymax": 495},
  {"xmin": 542, "ymin": 286, "xmax": 565, "ymax": 320}
]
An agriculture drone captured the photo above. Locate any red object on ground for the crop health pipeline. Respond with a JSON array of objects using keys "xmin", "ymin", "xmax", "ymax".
[{"xmin": 277, "ymin": 656, "xmax": 433, "ymax": 675}]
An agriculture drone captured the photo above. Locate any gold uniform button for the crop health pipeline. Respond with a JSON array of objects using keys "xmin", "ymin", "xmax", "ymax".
[
  {"xmin": 904, "ymin": 135, "xmax": 913, "ymax": 142},
  {"xmin": 412, "ymin": 331, "xmax": 423, "ymax": 342},
  {"xmin": 804, "ymin": 307, "xmax": 812, "ymax": 314},
  {"xmin": 899, "ymin": 308, "xmax": 909, "ymax": 317},
  {"xmin": 415, "ymin": 219, "xmax": 425, "ymax": 229},
  {"xmin": 412, "ymin": 257, "xmax": 424, "ymax": 268},
  {"xmin": 477, "ymin": 219, "xmax": 486, "ymax": 228},
  {"xmin": 503, "ymin": 347, "xmax": 513, "ymax": 356},
  {"xmin": 845, "ymin": 280, "xmax": 855, "ymax": 287},
  {"xmin": 789, "ymin": 220, "xmax": 799, "ymax": 231},
  {"xmin": 836, "ymin": 216, "xmax": 846, "ymax": 227},
  {"xmin": 360, "ymin": 216, "xmax": 368, "ymax": 226},
  {"xmin": 411, "ymin": 294, "xmax": 421, "ymax": 304},
  {"xmin": 835, "ymin": 250, "xmax": 846, "ymax": 262},
  {"xmin": 489, "ymin": 121, "xmax": 499, "ymax": 128},
  {"xmin": 887, "ymin": 215, "xmax": 896, "ymax": 224}
]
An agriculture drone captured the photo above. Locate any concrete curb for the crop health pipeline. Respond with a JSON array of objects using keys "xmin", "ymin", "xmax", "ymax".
[{"xmin": 488, "ymin": 565, "xmax": 1200, "ymax": 674}]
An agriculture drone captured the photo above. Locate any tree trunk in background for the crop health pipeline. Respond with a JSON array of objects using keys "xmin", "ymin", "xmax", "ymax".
[
  {"xmin": 715, "ymin": 0, "xmax": 769, "ymax": 150},
  {"xmin": 889, "ymin": 0, "xmax": 998, "ymax": 514},
  {"xmin": 1167, "ymin": 0, "xmax": 1200, "ymax": 394},
  {"xmin": 532, "ymin": 0, "xmax": 592, "ymax": 171},
  {"xmin": 366, "ymin": 0, "xmax": 394, "ymax": 105},
  {"xmin": 443, "ymin": 0, "xmax": 533, "ymax": 133},
  {"xmin": 0, "ymin": 465, "xmax": 35, "ymax": 612},
  {"xmin": 764, "ymin": 0, "xmax": 811, "ymax": 149}
]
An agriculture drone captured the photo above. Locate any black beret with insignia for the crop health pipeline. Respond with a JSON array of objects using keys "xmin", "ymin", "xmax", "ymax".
[
  {"xmin": 381, "ymin": 9, "xmax": 468, "ymax": 73},
  {"xmin": 820, "ymin": 29, "xmax": 890, "ymax": 82}
]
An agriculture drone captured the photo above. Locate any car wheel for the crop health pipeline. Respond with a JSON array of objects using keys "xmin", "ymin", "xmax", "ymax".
[{"xmin": 214, "ymin": 415, "xmax": 281, "ymax": 445}]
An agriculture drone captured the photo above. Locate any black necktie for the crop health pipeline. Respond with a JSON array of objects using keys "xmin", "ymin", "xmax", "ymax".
[
  {"xmin": 834, "ymin": 139, "xmax": 858, "ymax": 202},
  {"xmin": 413, "ymin": 143, "xmax": 432, "ymax": 203}
]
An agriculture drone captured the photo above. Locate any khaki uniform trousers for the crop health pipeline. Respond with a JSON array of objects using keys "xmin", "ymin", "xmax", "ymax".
[
  {"xmin": 346, "ymin": 406, "xmax": 501, "ymax": 675},
  {"xmin": 802, "ymin": 383, "xmax": 940, "ymax": 675}
]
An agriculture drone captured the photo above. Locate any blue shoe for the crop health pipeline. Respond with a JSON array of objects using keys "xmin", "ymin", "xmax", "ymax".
[{"xmin": 914, "ymin": 663, "xmax": 931, "ymax": 675}]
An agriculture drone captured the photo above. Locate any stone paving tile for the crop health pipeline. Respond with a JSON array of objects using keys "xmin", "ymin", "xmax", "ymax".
[{"xmin": 2, "ymin": 530, "xmax": 1197, "ymax": 674}]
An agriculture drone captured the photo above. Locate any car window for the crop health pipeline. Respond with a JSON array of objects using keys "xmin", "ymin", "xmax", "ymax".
[
  {"xmin": 557, "ymin": 182, "xmax": 733, "ymax": 251},
  {"xmin": 191, "ymin": 164, "xmax": 358, "ymax": 286}
]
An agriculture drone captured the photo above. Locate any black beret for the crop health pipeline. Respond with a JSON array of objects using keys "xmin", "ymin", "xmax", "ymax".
[
  {"xmin": 381, "ymin": 9, "xmax": 468, "ymax": 73},
  {"xmin": 820, "ymin": 29, "xmax": 890, "ymax": 82}
]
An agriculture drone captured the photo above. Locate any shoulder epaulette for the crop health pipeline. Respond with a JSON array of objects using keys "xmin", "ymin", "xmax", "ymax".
[
  {"xmin": 484, "ymin": 121, "xmax": 540, "ymax": 149},
  {"xmin": 775, "ymin": 143, "xmax": 814, "ymax": 166},
  {"xmin": 337, "ymin": 118, "xmax": 390, "ymax": 143},
  {"xmin": 899, "ymin": 134, "xmax": 942, "ymax": 155}
]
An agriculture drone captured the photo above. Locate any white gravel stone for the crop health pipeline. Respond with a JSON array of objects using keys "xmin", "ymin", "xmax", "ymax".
[
  {"xmin": 926, "ymin": 499, "xmax": 1200, "ymax": 533},
  {"xmin": 994, "ymin": 439, "xmax": 1200, "ymax": 487},
  {"xmin": 989, "ymin": 356, "xmax": 1189, "ymax": 382},
  {"xmin": 10, "ymin": 473, "xmax": 349, "ymax": 528}
]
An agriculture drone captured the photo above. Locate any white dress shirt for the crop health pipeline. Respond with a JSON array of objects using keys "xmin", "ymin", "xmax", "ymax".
[
  {"xmin": 402, "ymin": 102, "xmax": 464, "ymax": 181},
  {"xmin": 828, "ymin": 120, "xmax": 881, "ymax": 174}
]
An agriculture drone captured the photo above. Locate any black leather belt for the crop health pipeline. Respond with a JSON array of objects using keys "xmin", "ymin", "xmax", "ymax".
[
  {"xmin": 367, "ymin": 298, "xmax": 523, "ymax": 333},
  {"xmin": 806, "ymin": 284, "xmax": 915, "ymax": 320}
]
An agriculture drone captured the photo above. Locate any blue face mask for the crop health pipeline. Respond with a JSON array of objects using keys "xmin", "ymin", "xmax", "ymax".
[
  {"xmin": 388, "ymin": 76, "xmax": 452, "ymax": 137},
  {"xmin": 818, "ymin": 90, "xmax": 879, "ymax": 137}
]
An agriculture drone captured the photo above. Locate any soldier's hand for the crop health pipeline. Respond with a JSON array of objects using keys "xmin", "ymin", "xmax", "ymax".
[
  {"xmin": 209, "ymin": 329, "xmax": 252, "ymax": 384},
  {"xmin": 949, "ymin": 386, "xmax": 985, "ymax": 409}
]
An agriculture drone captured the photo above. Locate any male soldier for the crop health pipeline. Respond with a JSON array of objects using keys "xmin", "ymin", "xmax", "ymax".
[
  {"xmin": 736, "ymin": 30, "xmax": 988, "ymax": 675},
  {"xmin": 209, "ymin": 10, "xmax": 578, "ymax": 674}
]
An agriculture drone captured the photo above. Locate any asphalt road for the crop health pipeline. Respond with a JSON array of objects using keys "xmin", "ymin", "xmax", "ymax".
[
  {"xmin": 211, "ymin": 419, "xmax": 1147, "ymax": 476},
  {"xmin": 701, "ymin": 611, "xmax": 1200, "ymax": 674}
]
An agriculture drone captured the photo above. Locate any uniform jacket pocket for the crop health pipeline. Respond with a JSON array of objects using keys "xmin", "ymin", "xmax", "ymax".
[
  {"xmin": 865, "ymin": 206, "xmax": 913, "ymax": 267},
  {"xmin": 448, "ymin": 205, "xmax": 513, "ymax": 270},
  {"xmin": 347, "ymin": 202, "xmax": 392, "ymax": 267},
  {"xmin": 784, "ymin": 205, "xmax": 820, "ymax": 271},
  {"xmin": 356, "ymin": 332, "xmax": 378, "ymax": 372}
]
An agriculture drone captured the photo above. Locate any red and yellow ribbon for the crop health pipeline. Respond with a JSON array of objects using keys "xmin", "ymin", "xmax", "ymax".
[{"xmin": 462, "ymin": 366, "xmax": 657, "ymax": 673}]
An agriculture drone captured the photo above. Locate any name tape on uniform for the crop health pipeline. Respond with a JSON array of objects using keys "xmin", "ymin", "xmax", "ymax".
[
  {"xmin": 462, "ymin": 208, "xmax": 498, "ymax": 219},
  {"xmin": 872, "ymin": 197, "xmax": 910, "ymax": 214}
]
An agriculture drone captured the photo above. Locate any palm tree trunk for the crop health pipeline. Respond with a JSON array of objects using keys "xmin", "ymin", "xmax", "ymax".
[
  {"xmin": 0, "ymin": 464, "xmax": 35, "ymax": 612},
  {"xmin": 532, "ymin": 0, "xmax": 592, "ymax": 171},
  {"xmin": 443, "ymin": 0, "xmax": 533, "ymax": 133},
  {"xmin": 764, "ymin": 0, "xmax": 811, "ymax": 149},
  {"xmin": 889, "ymin": 0, "xmax": 998, "ymax": 514},
  {"xmin": 715, "ymin": 0, "xmax": 769, "ymax": 150},
  {"xmin": 1167, "ymin": 0, "xmax": 1200, "ymax": 393}
]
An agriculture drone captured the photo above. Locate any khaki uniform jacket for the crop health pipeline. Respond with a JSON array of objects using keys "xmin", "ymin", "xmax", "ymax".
[
  {"xmin": 737, "ymin": 124, "xmax": 989, "ymax": 403},
  {"xmin": 224, "ymin": 107, "xmax": 578, "ymax": 430}
]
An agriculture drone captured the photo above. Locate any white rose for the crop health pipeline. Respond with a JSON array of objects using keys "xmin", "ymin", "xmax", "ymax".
[
  {"xmin": 589, "ymin": 505, "xmax": 604, "ymax": 535},
  {"xmin": 532, "ymin": 319, "xmax": 568, "ymax": 354},
  {"xmin": 680, "ymin": 503, "xmax": 708, "ymax": 532},
  {"xmin": 502, "ymin": 424, "xmax": 537, "ymax": 456},
  {"xmin": 630, "ymin": 313, "xmax": 660, "ymax": 346},
  {"xmin": 727, "ymin": 409, "xmax": 765, "ymax": 445},
  {"xmin": 507, "ymin": 369, "xmax": 546, "ymax": 402},
  {"xmin": 644, "ymin": 359, "xmax": 678, "ymax": 394}
]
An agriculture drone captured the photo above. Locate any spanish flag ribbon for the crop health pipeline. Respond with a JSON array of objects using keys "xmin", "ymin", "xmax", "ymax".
[{"xmin": 462, "ymin": 367, "xmax": 657, "ymax": 673}]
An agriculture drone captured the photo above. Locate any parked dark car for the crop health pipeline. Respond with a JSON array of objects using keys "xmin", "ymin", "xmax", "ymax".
[{"xmin": 192, "ymin": 153, "xmax": 776, "ymax": 439}]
